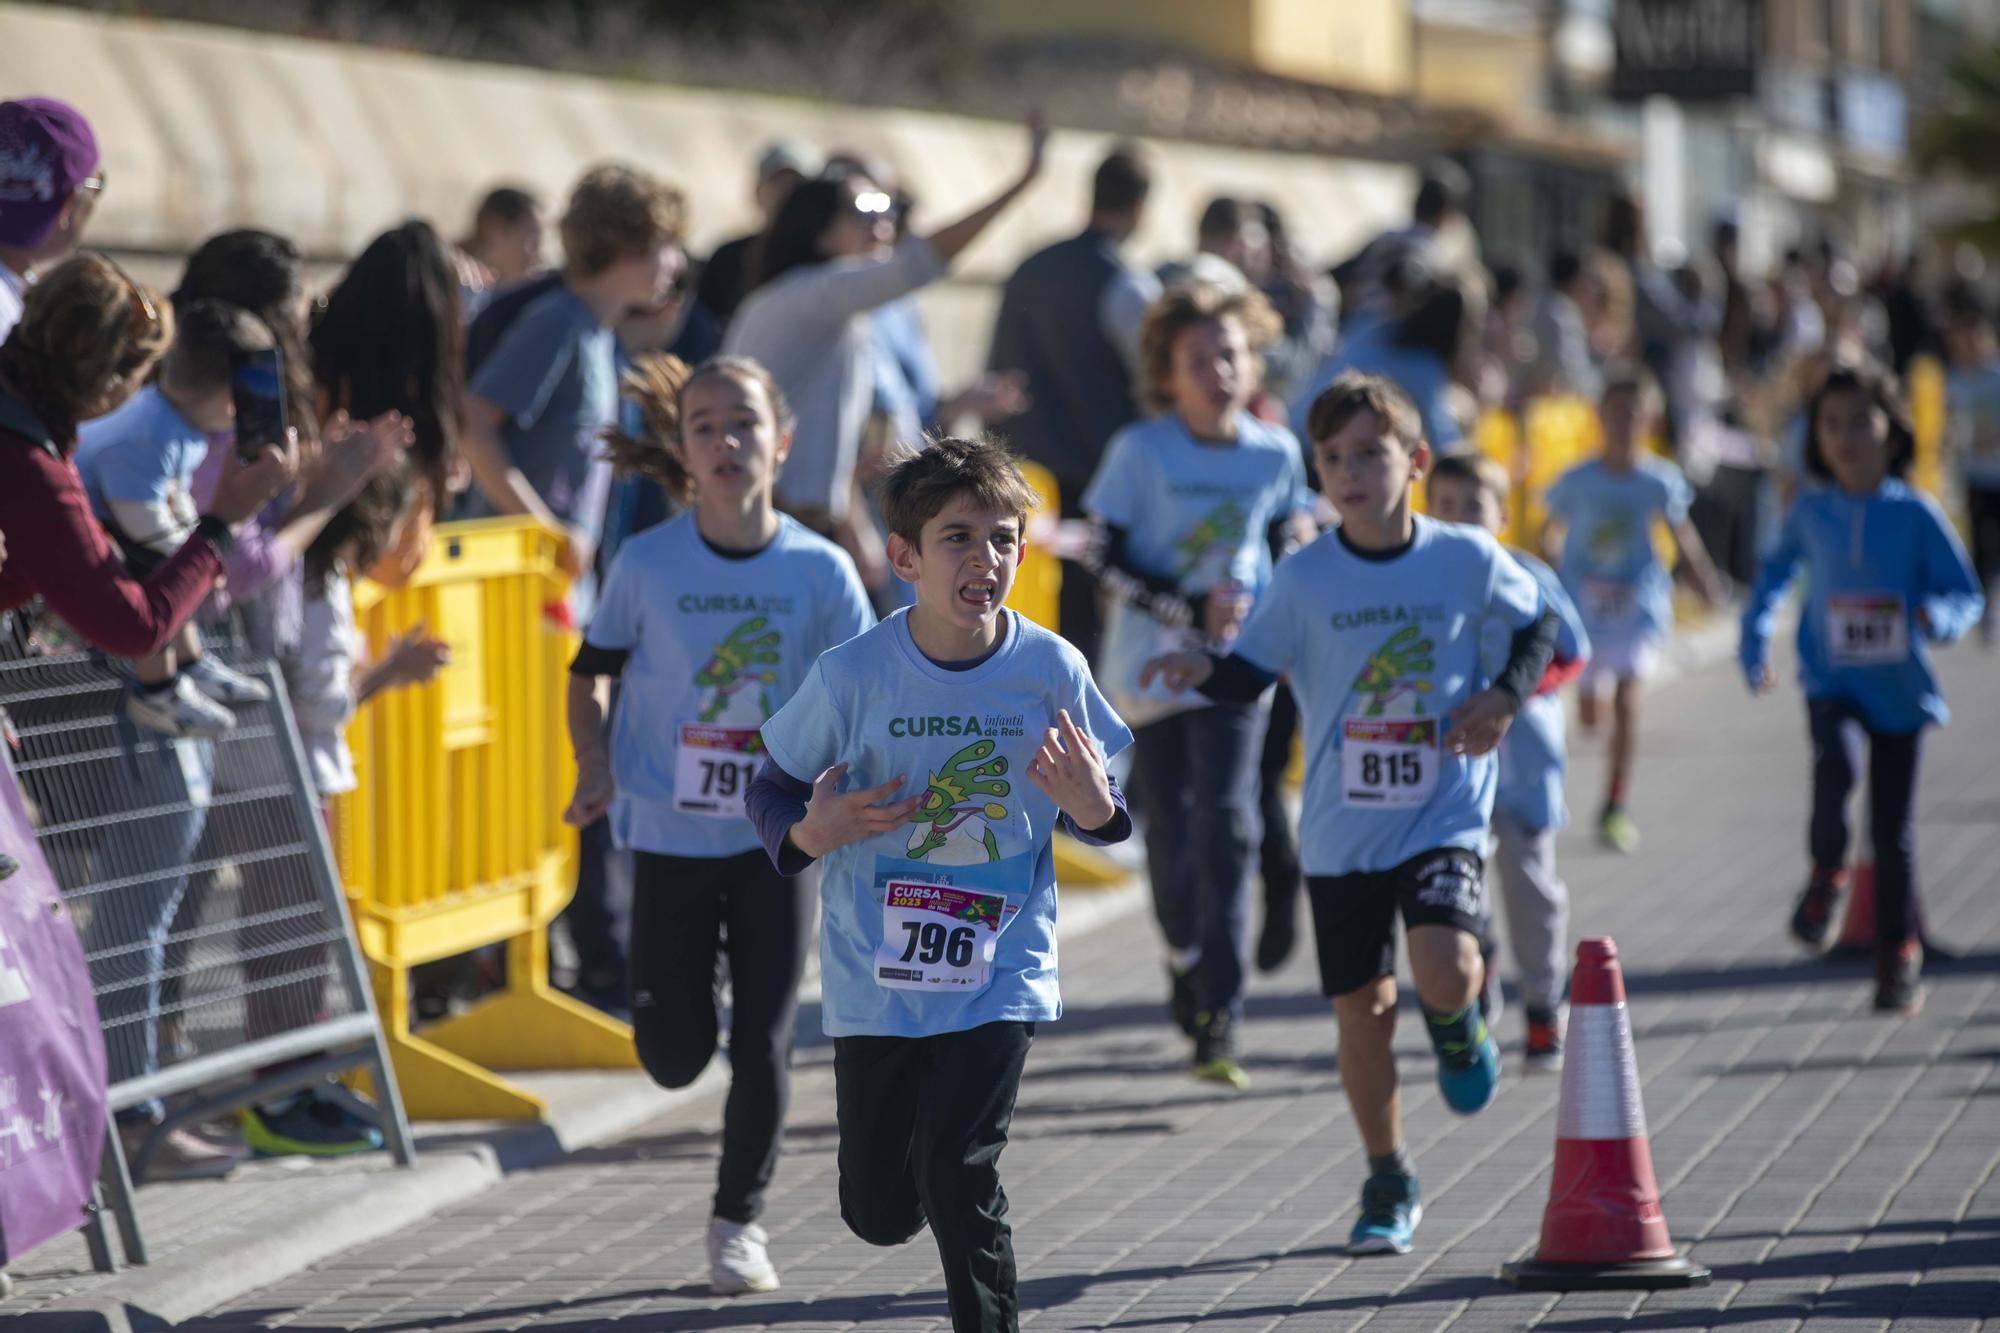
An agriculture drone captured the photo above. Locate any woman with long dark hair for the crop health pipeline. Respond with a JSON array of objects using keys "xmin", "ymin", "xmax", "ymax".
[{"xmin": 310, "ymin": 219, "xmax": 467, "ymax": 585}]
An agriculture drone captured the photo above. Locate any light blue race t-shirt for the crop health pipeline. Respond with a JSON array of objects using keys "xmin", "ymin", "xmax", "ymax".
[
  {"xmin": 1946, "ymin": 357, "xmax": 2000, "ymax": 489},
  {"xmin": 1478, "ymin": 550, "xmax": 1589, "ymax": 833},
  {"xmin": 74, "ymin": 385, "xmax": 209, "ymax": 541},
  {"xmin": 585, "ymin": 513, "xmax": 873, "ymax": 858},
  {"xmin": 1544, "ymin": 456, "xmax": 1692, "ymax": 641},
  {"xmin": 760, "ymin": 608, "xmax": 1133, "ymax": 1038},
  {"xmin": 1232, "ymin": 516, "xmax": 1544, "ymax": 877},
  {"xmin": 1080, "ymin": 411, "xmax": 1310, "ymax": 726}
]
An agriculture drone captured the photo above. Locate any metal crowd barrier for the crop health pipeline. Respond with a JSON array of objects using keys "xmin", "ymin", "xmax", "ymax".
[
  {"xmin": 334, "ymin": 518, "xmax": 636, "ymax": 1121},
  {"xmin": 0, "ymin": 614, "xmax": 412, "ymax": 1272}
]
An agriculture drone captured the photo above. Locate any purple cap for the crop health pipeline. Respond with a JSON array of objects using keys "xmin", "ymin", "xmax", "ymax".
[{"xmin": 0, "ymin": 98, "xmax": 101, "ymax": 250}]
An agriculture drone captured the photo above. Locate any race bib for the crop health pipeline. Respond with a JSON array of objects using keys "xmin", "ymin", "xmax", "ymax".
[
  {"xmin": 673, "ymin": 722, "xmax": 760, "ymax": 819},
  {"xmin": 1342, "ymin": 716, "xmax": 1439, "ymax": 808},
  {"xmin": 1580, "ymin": 578, "xmax": 1638, "ymax": 624},
  {"xmin": 874, "ymin": 880, "xmax": 1005, "ymax": 992},
  {"xmin": 1827, "ymin": 594, "xmax": 1909, "ymax": 667}
]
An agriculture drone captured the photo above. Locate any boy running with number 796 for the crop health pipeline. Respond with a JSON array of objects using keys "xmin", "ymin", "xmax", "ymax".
[
  {"xmin": 1140, "ymin": 372, "xmax": 1557, "ymax": 1258},
  {"xmin": 746, "ymin": 435, "xmax": 1133, "ymax": 1333}
]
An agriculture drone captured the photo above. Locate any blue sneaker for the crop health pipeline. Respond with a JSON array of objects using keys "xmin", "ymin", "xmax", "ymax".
[
  {"xmin": 1348, "ymin": 1171, "xmax": 1422, "ymax": 1255},
  {"xmin": 1433, "ymin": 1019, "xmax": 1501, "ymax": 1115}
]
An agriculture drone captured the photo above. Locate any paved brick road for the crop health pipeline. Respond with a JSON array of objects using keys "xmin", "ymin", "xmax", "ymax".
[{"xmin": 185, "ymin": 644, "xmax": 2000, "ymax": 1332}]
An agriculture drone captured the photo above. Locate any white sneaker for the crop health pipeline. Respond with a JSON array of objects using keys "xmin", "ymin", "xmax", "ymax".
[
  {"xmin": 707, "ymin": 1217, "xmax": 779, "ymax": 1294},
  {"xmin": 183, "ymin": 655, "xmax": 272, "ymax": 706},
  {"xmin": 125, "ymin": 676, "xmax": 236, "ymax": 739},
  {"xmin": 119, "ymin": 1119, "xmax": 246, "ymax": 1180}
]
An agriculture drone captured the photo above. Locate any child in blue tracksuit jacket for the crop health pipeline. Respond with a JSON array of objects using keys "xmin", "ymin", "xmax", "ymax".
[
  {"xmin": 1429, "ymin": 454, "xmax": 1590, "ymax": 1073},
  {"xmin": 1740, "ymin": 364, "xmax": 1984, "ymax": 1015}
]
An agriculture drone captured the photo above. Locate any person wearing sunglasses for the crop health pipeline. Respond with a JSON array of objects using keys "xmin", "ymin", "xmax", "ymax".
[
  {"xmin": 0, "ymin": 97, "xmax": 104, "ymax": 345},
  {"xmin": 723, "ymin": 113, "xmax": 1048, "ymax": 596}
]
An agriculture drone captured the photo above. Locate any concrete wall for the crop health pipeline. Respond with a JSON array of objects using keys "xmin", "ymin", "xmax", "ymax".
[{"xmin": 0, "ymin": 1, "xmax": 1414, "ymax": 382}]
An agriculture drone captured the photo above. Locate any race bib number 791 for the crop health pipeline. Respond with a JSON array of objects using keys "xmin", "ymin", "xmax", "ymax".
[{"xmin": 673, "ymin": 722, "xmax": 761, "ymax": 819}]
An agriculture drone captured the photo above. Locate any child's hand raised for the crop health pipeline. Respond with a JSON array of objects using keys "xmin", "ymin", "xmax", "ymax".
[
  {"xmin": 1137, "ymin": 651, "xmax": 1213, "ymax": 694},
  {"xmin": 1442, "ymin": 687, "xmax": 1518, "ymax": 757},
  {"xmin": 791, "ymin": 764, "xmax": 924, "ymax": 859},
  {"xmin": 384, "ymin": 622, "xmax": 451, "ymax": 687},
  {"xmin": 1026, "ymin": 709, "xmax": 1115, "ymax": 830}
]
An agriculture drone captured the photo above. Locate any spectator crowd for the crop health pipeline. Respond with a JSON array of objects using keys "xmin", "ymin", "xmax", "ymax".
[{"xmin": 0, "ymin": 88, "xmax": 1992, "ymax": 1329}]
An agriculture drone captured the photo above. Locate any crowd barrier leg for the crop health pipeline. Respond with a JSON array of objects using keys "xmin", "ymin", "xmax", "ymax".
[{"xmin": 81, "ymin": 1180, "xmax": 118, "ymax": 1274}]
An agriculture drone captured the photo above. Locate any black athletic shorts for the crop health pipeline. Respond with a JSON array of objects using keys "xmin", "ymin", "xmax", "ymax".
[{"xmin": 1305, "ymin": 847, "xmax": 1487, "ymax": 997}]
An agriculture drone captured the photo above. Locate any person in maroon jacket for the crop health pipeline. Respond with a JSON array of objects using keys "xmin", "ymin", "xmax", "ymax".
[{"xmin": 0, "ymin": 254, "xmax": 292, "ymax": 648}]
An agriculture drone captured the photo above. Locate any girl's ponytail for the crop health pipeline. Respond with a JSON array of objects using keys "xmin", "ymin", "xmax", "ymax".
[
  {"xmin": 599, "ymin": 354, "xmax": 794, "ymax": 506},
  {"xmin": 601, "ymin": 353, "xmax": 698, "ymax": 503}
]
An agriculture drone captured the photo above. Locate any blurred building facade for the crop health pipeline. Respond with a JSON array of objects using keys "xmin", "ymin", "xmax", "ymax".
[{"xmin": 983, "ymin": 0, "xmax": 1983, "ymax": 276}]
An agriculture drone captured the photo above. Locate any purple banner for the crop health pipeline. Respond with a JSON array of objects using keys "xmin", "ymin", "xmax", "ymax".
[{"xmin": 0, "ymin": 758, "xmax": 109, "ymax": 1265}]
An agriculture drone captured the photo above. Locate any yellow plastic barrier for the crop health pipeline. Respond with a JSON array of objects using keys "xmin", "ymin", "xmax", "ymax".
[
  {"xmin": 1909, "ymin": 354, "xmax": 1948, "ymax": 505},
  {"xmin": 1015, "ymin": 459, "xmax": 1065, "ymax": 636},
  {"xmin": 1015, "ymin": 460, "xmax": 1128, "ymax": 888},
  {"xmin": 335, "ymin": 518, "xmax": 636, "ymax": 1120}
]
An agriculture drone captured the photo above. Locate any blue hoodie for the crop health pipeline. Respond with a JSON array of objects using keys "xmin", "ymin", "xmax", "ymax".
[{"xmin": 1740, "ymin": 478, "xmax": 1983, "ymax": 732}]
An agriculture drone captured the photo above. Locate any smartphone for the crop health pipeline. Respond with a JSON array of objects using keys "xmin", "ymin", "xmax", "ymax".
[{"xmin": 231, "ymin": 347, "xmax": 288, "ymax": 461}]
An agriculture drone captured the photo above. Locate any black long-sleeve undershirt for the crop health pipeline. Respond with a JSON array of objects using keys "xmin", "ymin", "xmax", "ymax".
[
  {"xmin": 1086, "ymin": 517, "xmax": 1303, "ymax": 629},
  {"xmin": 1196, "ymin": 606, "xmax": 1561, "ymax": 712}
]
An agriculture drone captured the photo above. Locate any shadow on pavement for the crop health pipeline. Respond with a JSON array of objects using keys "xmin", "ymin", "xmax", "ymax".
[
  {"xmin": 1534, "ymin": 1280, "xmax": 1996, "ymax": 1329},
  {"xmin": 1620, "ymin": 948, "xmax": 2000, "ymax": 998}
]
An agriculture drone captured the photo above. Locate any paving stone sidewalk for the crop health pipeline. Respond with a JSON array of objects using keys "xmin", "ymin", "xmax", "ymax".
[{"xmin": 145, "ymin": 645, "xmax": 2000, "ymax": 1330}]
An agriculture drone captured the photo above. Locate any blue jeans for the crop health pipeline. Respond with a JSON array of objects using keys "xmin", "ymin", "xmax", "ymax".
[
  {"xmin": 82, "ymin": 736, "xmax": 214, "ymax": 1116},
  {"xmin": 1131, "ymin": 702, "xmax": 1266, "ymax": 1021}
]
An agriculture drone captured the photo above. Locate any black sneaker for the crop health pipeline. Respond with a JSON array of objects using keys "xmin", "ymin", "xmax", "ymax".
[
  {"xmin": 1874, "ymin": 941, "xmax": 1923, "ymax": 1016},
  {"xmin": 1190, "ymin": 1010, "xmax": 1249, "ymax": 1090},
  {"xmin": 1790, "ymin": 868, "xmax": 1845, "ymax": 948},
  {"xmin": 1523, "ymin": 1006, "xmax": 1564, "ymax": 1072},
  {"xmin": 1167, "ymin": 963, "xmax": 1199, "ymax": 1037},
  {"xmin": 241, "ymin": 1090, "xmax": 384, "ymax": 1158}
]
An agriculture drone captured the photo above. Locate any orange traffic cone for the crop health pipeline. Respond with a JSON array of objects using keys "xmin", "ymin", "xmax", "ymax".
[{"xmin": 1501, "ymin": 938, "xmax": 1710, "ymax": 1291}]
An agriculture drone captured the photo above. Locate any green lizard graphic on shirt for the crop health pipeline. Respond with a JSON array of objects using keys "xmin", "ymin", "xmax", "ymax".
[
  {"xmin": 1350, "ymin": 624, "xmax": 1435, "ymax": 717},
  {"xmin": 907, "ymin": 738, "xmax": 1011, "ymax": 864},
  {"xmin": 695, "ymin": 616, "xmax": 782, "ymax": 726},
  {"xmin": 1174, "ymin": 498, "xmax": 1247, "ymax": 587}
]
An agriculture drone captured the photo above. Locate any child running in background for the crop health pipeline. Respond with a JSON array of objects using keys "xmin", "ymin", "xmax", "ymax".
[
  {"xmin": 74, "ymin": 299, "xmax": 278, "ymax": 737},
  {"xmin": 1540, "ymin": 364, "xmax": 1725, "ymax": 853},
  {"xmin": 1941, "ymin": 287, "xmax": 2000, "ymax": 644},
  {"xmin": 1142, "ymin": 372, "xmax": 1556, "ymax": 1257},
  {"xmin": 746, "ymin": 436, "xmax": 1132, "ymax": 1333},
  {"xmin": 1081, "ymin": 281, "xmax": 1313, "ymax": 1089},
  {"xmin": 1427, "ymin": 454, "xmax": 1589, "ymax": 1071},
  {"xmin": 1741, "ymin": 362, "xmax": 1982, "ymax": 1015},
  {"xmin": 565, "ymin": 355, "xmax": 873, "ymax": 1296}
]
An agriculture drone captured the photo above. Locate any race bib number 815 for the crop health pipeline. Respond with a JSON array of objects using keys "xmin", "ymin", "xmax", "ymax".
[{"xmin": 1342, "ymin": 716, "xmax": 1439, "ymax": 808}]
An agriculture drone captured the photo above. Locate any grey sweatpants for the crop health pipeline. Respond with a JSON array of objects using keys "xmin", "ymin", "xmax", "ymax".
[{"xmin": 1489, "ymin": 809, "xmax": 1569, "ymax": 1013}]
